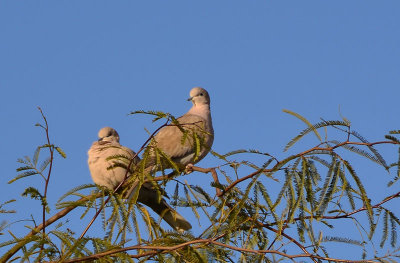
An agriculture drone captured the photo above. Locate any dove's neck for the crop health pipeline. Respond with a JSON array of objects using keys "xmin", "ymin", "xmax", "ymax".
[{"xmin": 188, "ymin": 104, "xmax": 211, "ymax": 121}]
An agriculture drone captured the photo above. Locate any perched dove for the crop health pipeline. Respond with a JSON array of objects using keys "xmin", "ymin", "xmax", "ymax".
[
  {"xmin": 144, "ymin": 87, "xmax": 214, "ymax": 172},
  {"xmin": 88, "ymin": 127, "xmax": 192, "ymax": 232}
]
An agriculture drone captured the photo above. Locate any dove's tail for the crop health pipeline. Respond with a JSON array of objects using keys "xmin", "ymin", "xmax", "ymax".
[{"xmin": 137, "ymin": 183, "xmax": 192, "ymax": 232}]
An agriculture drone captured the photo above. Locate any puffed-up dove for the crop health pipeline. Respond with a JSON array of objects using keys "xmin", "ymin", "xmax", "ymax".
[
  {"xmin": 144, "ymin": 87, "xmax": 214, "ymax": 173},
  {"xmin": 88, "ymin": 127, "xmax": 192, "ymax": 232}
]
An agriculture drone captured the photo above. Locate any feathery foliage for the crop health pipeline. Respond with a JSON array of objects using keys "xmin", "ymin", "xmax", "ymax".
[{"xmin": 2, "ymin": 109, "xmax": 400, "ymax": 263}]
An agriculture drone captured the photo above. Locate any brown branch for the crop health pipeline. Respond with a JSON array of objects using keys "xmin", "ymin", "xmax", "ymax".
[
  {"xmin": 48, "ymin": 238, "xmax": 380, "ymax": 263},
  {"xmin": 262, "ymin": 224, "xmax": 318, "ymax": 263},
  {"xmin": 221, "ymin": 168, "xmax": 266, "ymax": 196},
  {"xmin": 185, "ymin": 165, "xmax": 222, "ymax": 196},
  {"xmin": 37, "ymin": 107, "xmax": 55, "ymax": 257}
]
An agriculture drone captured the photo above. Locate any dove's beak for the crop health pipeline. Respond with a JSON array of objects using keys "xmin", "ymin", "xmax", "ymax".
[{"xmin": 187, "ymin": 96, "xmax": 193, "ymax": 101}]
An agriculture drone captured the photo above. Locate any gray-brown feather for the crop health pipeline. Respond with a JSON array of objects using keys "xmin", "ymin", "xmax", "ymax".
[{"xmin": 146, "ymin": 113, "xmax": 214, "ymax": 171}]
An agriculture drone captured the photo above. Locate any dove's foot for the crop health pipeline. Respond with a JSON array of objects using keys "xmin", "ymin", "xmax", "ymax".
[{"xmin": 185, "ymin": 163, "xmax": 194, "ymax": 174}]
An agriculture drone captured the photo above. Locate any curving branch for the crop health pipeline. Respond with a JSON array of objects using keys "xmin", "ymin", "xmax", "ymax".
[{"xmin": 47, "ymin": 238, "xmax": 381, "ymax": 263}]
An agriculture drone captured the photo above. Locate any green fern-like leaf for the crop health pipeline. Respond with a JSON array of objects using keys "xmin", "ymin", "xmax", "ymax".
[
  {"xmin": 0, "ymin": 199, "xmax": 16, "ymax": 215},
  {"xmin": 380, "ymin": 210, "xmax": 389, "ymax": 248},
  {"xmin": 388, "ymin": 147, "xmax": 400, "ymax": 187},
  {"xmin": 9, "ymin": 171, "xmax": 38, "ymax": 184},
  {"xmin": 273, "ymin": 169, "xmax": 292, "ymax": 209},
  {"xmin": 193, "ymin": 132, "xmax": 201, "ymax": 162},
  {"xmin": 56, "ymin": 184, "xmax": 97, "ymax": 205},
  {"xmin": 338, "ymin": 170, "xmax": 356, "ymax": 210},
  {"xmin": 390, "ymin": 214, "xmax": 398, "ymax": 247},
  {"xmin": 33, "ymin": 147, "xmax": 41, "ymax": 166},
  {"xmin": 39, "ymin": 157, "xmax": 51, "ymax": 172},
  {"xmin": 55, "ymin": 147, "xmax": 67, "ymax": 158},
  {"xmin": 296, "ymin": 208, "xmax": 306, "ymax": 243},
  {"xmin": 343, "ymin": 160, "xmax": 374, "ymax": 231},
  {"xmin": 129, "ymin": 109, "xmax": 168, "ymax": 118},
  {"xmin": 222, "ymin": 149, "xmax": 250, "ymax": 158},
  {"xmin": 190, "ymin": 185, "xmax": 212, "ymax": 204},
  {"xmin": 21, "ymin": 187, "xmax": 43, "ymax": 201},
  {"xmin": 322, "ymin": 236, "xmax": 363, "ymax": 246},
  {"xmin": 257, "ymin": 182, "xmax": 279, "ymax": 223},
  {"xmin": 315, "ymin": 158, "xmax": 337, "ymax": 215},
  {"xmin": 318, "ymin": 163, "xmax": 339, "ymax": 216},
  {"xmin": 302, "ymin": 159, "xmax": 317, "ymax": 212},
  {"xmin": 157, "ymin": 148, "xmax": 180, "ymax": 172},
  {"xmin": 308, "ymin": 156, "xmax": 331, "ymax": 168},
  {"xmin": 283, "ymin": 109, "xmax": 322, "ymax": 142},
  {"xmin": 350, "ymin": 130, "xmax": 388, "ymax": 168},
  {"xmin": 184, "ymin": 185, "xmax": 200, "ymax": 221},
  {"xmin": 284, "ymin": 120, "xmax": 350, "ymax": 152},
  {"xmin": 385, "ymin": 135, "xmax": 400, "ymax": 144},
  {"xmin": 287, "ymin": 168, "xmax": 305, "ymax": 223},
  {"xmin": 333, "ymin": 140, "xmax": 386, "ymax": 167}
]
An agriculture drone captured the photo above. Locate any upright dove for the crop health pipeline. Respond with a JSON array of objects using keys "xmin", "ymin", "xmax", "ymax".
[
  {"xmin": 144, "ymin": 87, "xmax": 214, "ymax": 172},
  {"xmin": 88, "ymin": 127, "xmax": 192, "ymax": 232}
]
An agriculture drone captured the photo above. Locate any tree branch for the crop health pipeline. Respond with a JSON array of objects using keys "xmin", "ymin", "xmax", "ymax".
[{"xmin": 48, "ymin": 238, "xmax": 381, "ymax": 263}]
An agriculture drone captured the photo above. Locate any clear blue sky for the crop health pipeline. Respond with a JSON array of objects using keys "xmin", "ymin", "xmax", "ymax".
[{"xmin": 1, "ymin": 1, "xmax": 399, "ymax": 260}]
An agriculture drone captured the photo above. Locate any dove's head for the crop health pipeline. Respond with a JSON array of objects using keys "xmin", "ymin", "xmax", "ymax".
[
  {"xmin": 187, "ymin": 87, "xmax": 210, "ymax": 107},
  {"xmin": 98, "ymin": 127, "xmax": 120, "ymax": 142}
]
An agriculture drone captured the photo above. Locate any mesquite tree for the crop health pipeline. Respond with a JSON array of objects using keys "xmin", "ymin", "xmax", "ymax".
[{"xmin": 1, "ymin": 108, "xmax": 400, "ymax": 262}]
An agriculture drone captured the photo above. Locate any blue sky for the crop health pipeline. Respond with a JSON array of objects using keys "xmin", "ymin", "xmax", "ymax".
[{"xmin": 1, "ymin": 1, "xmax": 400, "ymax": 260}]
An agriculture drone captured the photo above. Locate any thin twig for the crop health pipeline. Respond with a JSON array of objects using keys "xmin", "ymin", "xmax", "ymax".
[
  {"xmin": 38, "ymin": 107, "xmax": 55, "ymax": 257},
  {"xmin": 186, "ymin": 165, "xmax": 222, "ymax": 196}
]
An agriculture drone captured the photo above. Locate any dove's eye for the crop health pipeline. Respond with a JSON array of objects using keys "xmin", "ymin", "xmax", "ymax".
[{"xmin": 200, "ymin": 93, "xmax": 204, "ymax": 96}]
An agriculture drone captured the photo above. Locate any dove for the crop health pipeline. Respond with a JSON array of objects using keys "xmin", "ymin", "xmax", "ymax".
[
  {"xmin": 144, "ymin": 87, "xmax": 214, "ymax": 173},
  {"xmin": 88, "ymin": 127, "xmax": 139, "ymax": 189},
  {"xmin": 88, "ymin": 127, "xmax": 192, "ymax": 232}
]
